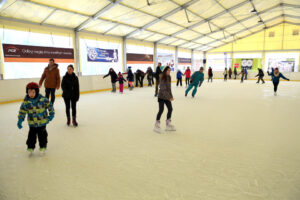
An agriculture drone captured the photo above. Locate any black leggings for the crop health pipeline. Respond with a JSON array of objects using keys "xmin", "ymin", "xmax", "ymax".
[
  {"xmin": 224, "ymin": 75, "xmax": 227, "ymax": 81},
  {"xmin": 186, "ymin": 78, "xmax": 190, "ymax": 86},
  {"xmin": 273, "ymin": 82, "xmax": 279, "ymax": 92},
  {"xmin": 63, "ymin": 97, "xmax": 77, "ymax": 118},
  {"xmin": 45, "ymin": 88, "xmax": 56, "ymax": 104},
  {"xmin": 177, "ymin": 78, "xmax": 182, "ymax": 86},
  {"xmin": 156, "ymin": 98, "xmax": 173, "ymax": 121},
  {"xmin": 27, "ymin": 126, "xmax": 48, "ymax": 149}
]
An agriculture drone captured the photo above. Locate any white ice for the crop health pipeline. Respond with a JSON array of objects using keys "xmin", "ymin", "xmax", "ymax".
[{"xmin": 0, "ymin": 80, "xmax": 300, "ymax": 200}]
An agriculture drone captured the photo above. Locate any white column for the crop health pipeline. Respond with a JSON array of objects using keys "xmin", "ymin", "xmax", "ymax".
[
  {"xmin": 122, "ymin": 37, "xmax": 127, "ymax": 72},
  {"xmin": 175, "ymin": 46, "xmax": 178, "ymax": 70},
  {"xmin": 75, "ymin": 31, "xmax": 81, "ymax": 76},
  {"xmin": 154, "ymin": 42, "xmax": 157, "ymax": 70},
  {"xmin": 191, "ymin": 49, "xmax": 195, "ymax": 71}
]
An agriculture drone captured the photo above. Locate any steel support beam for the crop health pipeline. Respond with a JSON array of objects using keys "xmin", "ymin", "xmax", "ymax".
[{"xmin": 40, "ymin": 8, "xmax": 57, "ymax": 25}]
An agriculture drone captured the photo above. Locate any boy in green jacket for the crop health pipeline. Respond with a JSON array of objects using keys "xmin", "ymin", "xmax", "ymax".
[
  {"xmin": 17, "ymin": 82, "xmax": 55, "ymax": 155},
  {"xmin": 185, "ymin": 67, "xmax": 204, "ymax": 98}
]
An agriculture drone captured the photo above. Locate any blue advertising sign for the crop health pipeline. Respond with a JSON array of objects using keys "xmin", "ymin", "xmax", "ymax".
[{"xmin": 87, "ymin": 47, "xmax": 118, "ymax": 62}]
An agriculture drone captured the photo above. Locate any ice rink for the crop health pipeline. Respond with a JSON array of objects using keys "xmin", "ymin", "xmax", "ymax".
[{"xmin": 0, "ymin": 80, "xmax": 300, "ymax": 200}]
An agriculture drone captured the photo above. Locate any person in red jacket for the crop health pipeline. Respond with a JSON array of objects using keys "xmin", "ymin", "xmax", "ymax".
[{"xmin": 184, "ymin": 67, "xmax": 191, "ymax": 87}]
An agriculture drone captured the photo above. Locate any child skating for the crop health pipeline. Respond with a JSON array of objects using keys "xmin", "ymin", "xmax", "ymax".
[
  {"xmin": 126, "ymin": 67, "xmax": 134, "ymax": 90},
  {"xmin": 176, "ymin": 70, "xmax": 184, "ymax": 86},
  {"xmin": 154, "ymin": 66, "xmax": 176, "ymax": 133},
  {"xmin": 207, "ymin": 67, "xmax": 213, "ymax": 82},
  {"xmin": 185, "ymin": 67, "xmax": 204, "ymax": 98},
  {"xmin": 117, "ymin": 72, "xmax": 126, "ymax": 94},
  {"xmin": 17, "ymin": 82, "xmax": 54, "ymax": 155},
  {"xmin": 267, "ymin": 68, "xmax": 290, "ymax": 96}
]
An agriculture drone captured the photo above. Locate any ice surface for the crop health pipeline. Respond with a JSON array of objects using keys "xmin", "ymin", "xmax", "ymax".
[{"xmin": 1, "ymin": 80, "xmax": 300, "ymax": 200}]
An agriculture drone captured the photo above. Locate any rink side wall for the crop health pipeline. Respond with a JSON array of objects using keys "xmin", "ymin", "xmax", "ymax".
[{"xmin": 1, "ymin": 72, "xmax": 300, "ymax": 103}]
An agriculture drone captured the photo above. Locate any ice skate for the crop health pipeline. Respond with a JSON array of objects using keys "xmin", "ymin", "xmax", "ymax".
[
  {"xmin": 165, "ymin": 120, "xmax": 176, "ymax": 131},
  {"xmin": 40, "ymin": 148, "xmax": 46, "ymax": 156},
  {"xmin": 274, "ymin": 92, "xmax": 277, "ymax": 96},
  {"xmin": 27, "ymin": 148, "xmax": 34, "ymax": 156},
  {"xmin": 72, "ymin": 116, "xmax": 78, "ymax": 127},
  {"xmin": 153, "ymin": 121, "xmax": 161, "ymax": 133}
]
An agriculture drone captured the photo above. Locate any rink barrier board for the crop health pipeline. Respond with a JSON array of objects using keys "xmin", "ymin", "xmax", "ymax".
[{"xmin": 0, "ymin": 79, "xmax": 299, "ymax": 105}]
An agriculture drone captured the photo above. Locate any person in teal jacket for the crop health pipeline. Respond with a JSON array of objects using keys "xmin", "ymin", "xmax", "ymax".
[
  {"xmin": 267, "ymin": 68, "xmax": 290, "ymax": 96},
  {"xmin": 185, "ymin": 67, "xmax": 204, "ymax": 98}
]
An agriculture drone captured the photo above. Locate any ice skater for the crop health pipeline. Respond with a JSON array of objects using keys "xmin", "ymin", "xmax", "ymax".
[
  {"xmin": 154, "ymin": 63, "xmax": 162, "ymax": 97},
  {"xmin": 17, "ymin": 82, "xmax": 54, "ymax": 155},
  {"xmin": 244, "ymin": 68, "xmax": 248, "ymax": 80},
  {"xmin": 239, "ymin": 68, "xmax": 245, "ymax": 83},
  {"xmin": 228, "ymin": 67, "xmax": 232, "ymax": 79},
  {"xmin": 103, "ymin": 68, "xmax": 118, "ymax": 92},
  {"xmin": 184, "ymin": 67, "xmax": 191, "ymax": 87},
  {"xmin": 61, "ymin": 65, "xmax": 79, "ymax": 127},
  {"xmin": 267, "ymin": 68, "xmax": 290, "ymax": 96},
  {"xmin": 154, "ymin": 66, "xmax": 176, "ymax": 133},
  {"xmin": 117, "ymin": 72, "xmax": 126, "ymax": 94},
  {"xmin": 39, "ymin": 58, "xmax": 60, "ymax": 105},
  {"xmin": 207, "ymin": 67, "xmax": 213, "ymax": 82},
  {"xmin": 146, "ymin": 67, "xmax": 154, "ymax": 87},
  {"xmin": 185, "ymin": 67, "xmax": 204, "ymax": 98},
  {"xmin": 135, "ymin": 69, "xmax": 145, "ymax": 88},
  {"xmin": 223, "ymin": 67, "xmax": 228, "ymax": 81},
  {"xmin": 256, "ymin": 68, "xmax": 265, "ymax": 84},
  {"xmin": 176, "ymin": 70, "xmax": 184, "ymax": 86},
  {"xmin": 234, "ymin": 67, "xmax": 237, "ymax": 79},
  {"xmin": 126, "ymin": 67, "xmax": 134, "ymax": 90}
]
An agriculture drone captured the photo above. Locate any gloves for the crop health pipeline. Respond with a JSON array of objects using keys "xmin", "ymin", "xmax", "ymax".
[
  {"xmin": 48, "ymin": 114, "xmax": 54, "ymax": 122},
  {"xmin": 17, "ymin": 119, "xmax": 23, "ymax": 129}
]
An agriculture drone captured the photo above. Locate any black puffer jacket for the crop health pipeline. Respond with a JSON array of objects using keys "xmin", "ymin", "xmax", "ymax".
[
  {"xmin": 61, "ymin": 72, "xmax": 80, "ymax": 101},
  {"xmin": 104, "ymin": 70, "xmax": 118, "ymax": 83}
]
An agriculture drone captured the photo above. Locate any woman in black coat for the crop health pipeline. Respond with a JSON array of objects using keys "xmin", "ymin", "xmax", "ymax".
[
  {"xmin": 61, "ymin": 65, "xmax": 80, "ymax": 126},
  {"xmin": 103, "ymin": 68, "xmax": 118, "ymax": 92}
]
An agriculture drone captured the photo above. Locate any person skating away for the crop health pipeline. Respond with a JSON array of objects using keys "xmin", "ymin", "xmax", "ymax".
[
  {"xmin": 244, "ymin": 68, "xmax": 248, "ymax": 80},
  {"xmin": 234, "ymin": 67, "xmax": 237, "ymax": 79},
  {"xmin": 39, "ymin": 58, "xmax": 60, "ymax": 105},
  {"xmin": 154, "ymin": 62, "xmax": 163, "ymax": 97},
  {"xmin": 17, "ymin": 82, "xmax": 54, "ymax": 155},
  {"xmin": 267, "ymin": 67, "xmax": 290, "ymax": 96},
  {"xmin": 256, "ymin": 68, "xmax": 265, "ymax": 84},
  {"xmin": 223, "ymin": 68, "xmax": 228, "ymax": 81},
  {"xmin": 145, "ymin": 67, "xmax": 154, "ymax": 87},
  {"xmin": 117, "ymin": 72, "xmax": 127, "ymax": 94},
  {"xmin": 103, "ymin": 68, "xmax": 118, "ymax": 92},
  {"xmin": 176, "ymin": 70, "xmax": 184, "ymax": 87},
  {"xmin": 239, "ymin": 68, "xmax": 245, "ymax": 83},
  {"xmin": 154, "ymin": 66, "xmax": 176, "ymax": 133},
  {"xmin": 184, "ymin": 67, "xmax": 191, "ymax": 87},
  {"xmin": 127, "ymin": 67, "xmax": 134, "ymax": 90},
  {"xmin": 61, "ymin": 65, "xmax": 79, "ymax": 127},
  {"xmin": 228, "ymin": 68, "xmax": 232, "ymax": 79},
  {"xmin": 207, "ymin": 67, "xmax": 213, "ymax": 82},
  {"xmin": 185, "ymin": 67, "xmax": 204, "ymax": 98}
]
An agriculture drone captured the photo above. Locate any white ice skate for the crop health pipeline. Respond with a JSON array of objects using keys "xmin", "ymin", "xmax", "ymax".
[
  {"xmin": 274, "ymin": 92, "xmax": 277, "ymax": 96},
  {"xmin": 27, "ymin": 148, "xmax": 34, "ymax": 156},
  {"xmin": 165, "ymin": 120, "xmax": 176, "ymax": 132},
  {"xmin": 153, "ymin": 121, "xmax": 161, "ymax": 134}
]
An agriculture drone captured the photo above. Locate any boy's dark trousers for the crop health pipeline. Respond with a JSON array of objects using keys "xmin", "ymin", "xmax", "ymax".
[
  {"xmin": 208, "ymin": 76, "xmax": 213, "ymax": 82},
  {"xmin": 26, "ymin": 126, "xmax": 48, "ymax": 149},
  {"xmin": 177, "ymin": 78, "xmax": 182, "ymax": 86}
]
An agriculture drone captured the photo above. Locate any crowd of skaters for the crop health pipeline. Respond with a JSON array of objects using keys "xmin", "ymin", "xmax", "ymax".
[{"xmin": 17, "ymin": 58, "xmax": 291, "ymax": 155}]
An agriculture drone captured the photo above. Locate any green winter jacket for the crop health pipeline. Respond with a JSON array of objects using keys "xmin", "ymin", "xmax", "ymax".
[
  {"xmin": 18, "ymin": 94, "xmax": 54, "ymax": 127},
  {"xmin": 190, "ymin": 71, "xmax": 204, "ymax": 85}
]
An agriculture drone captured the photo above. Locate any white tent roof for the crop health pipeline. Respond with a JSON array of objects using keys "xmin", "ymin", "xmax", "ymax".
[{"xmin": 0, "ymin": 0, "xmax": 299, "ymax": 51}]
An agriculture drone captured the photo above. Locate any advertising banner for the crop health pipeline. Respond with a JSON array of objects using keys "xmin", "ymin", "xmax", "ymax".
[
  {"xmin": 232, "ymin": 58, "xmax": 262, "ymax": 71},
  {"xmin": 178, "ymin": 57, "xmax": 192, "ymax": 65},
  {"xmin": 268, "ymin": 58, "xmax": 295, "ymax": 72},
  {"xmin": 2, "ymin": 44, "xmax": 74, "ymax": 63},
  {"xmin": 87, "ymin": 47, "xmax": 118, "ymax": 62},
  {"xmin": 126, "ymin": 53, "xmax": 153, "ymax": 64}
]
